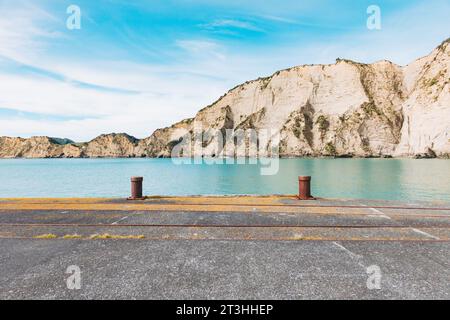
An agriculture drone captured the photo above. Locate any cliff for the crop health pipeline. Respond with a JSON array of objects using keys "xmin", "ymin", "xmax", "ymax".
[{"xmin": 1, "ymin": 39, "xmax": 449, "ymax": 159}]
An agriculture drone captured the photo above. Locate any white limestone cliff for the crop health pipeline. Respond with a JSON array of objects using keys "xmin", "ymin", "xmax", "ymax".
[{"xmin": 1, "ymin": 39, "xmax": 449, "ymax": 158}]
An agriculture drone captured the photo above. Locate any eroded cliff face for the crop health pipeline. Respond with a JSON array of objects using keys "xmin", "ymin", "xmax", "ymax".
[
  {"xmin": 0, "ymin": 134, "xmax": 139, "ymax": 158},
  {"xmin": 0, "ymin": 136, "xmax": 80, "ymax": 158},
  {"xmin": 137, "ymin": 39, "xmax": 449, "ymax": 159},
  {"xmin": 1, "ymin": 39, "xmax": 449, "ymax": 159},
  {"xmin": 395, "ymin": 40, "xmax": 450, "ymax": 158}
]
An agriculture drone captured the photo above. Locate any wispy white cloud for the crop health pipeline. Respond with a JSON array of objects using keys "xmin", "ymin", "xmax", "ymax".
[
  {"xmin": 257, "ymin": 15, "xmax": 300, "ymax": 25},
  {"xmin": 199, "ymin": 19, "xmax": 265, "ymax": 33},
  {"xmin": 0, "ymin": 2, "xmax": 62, "ymax": 63},
  {"xmin": 175, "ymin": 39, "xmax": 227, "ymax": 60},
  {"xmin": 0, "ymin": 61, "xmax": 231, "ymax": 140},
  {"xmin": 0, "ymin": 5, "xmax": 232, "ymax": 140}
]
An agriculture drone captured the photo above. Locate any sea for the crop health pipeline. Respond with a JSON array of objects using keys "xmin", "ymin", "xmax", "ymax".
[{"xmin": 0, "ymin": 158, "xmax": 449, "ymax": 201}]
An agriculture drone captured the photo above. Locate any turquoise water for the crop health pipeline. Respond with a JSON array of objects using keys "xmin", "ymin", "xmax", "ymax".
[{"xmin": 0, "ymin": 158, "xmax": 449, "ymax": 201}]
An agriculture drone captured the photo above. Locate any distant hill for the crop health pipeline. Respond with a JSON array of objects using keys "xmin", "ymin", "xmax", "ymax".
[{"xmin": 1, "ymin": 39, "xmax": 449, "ymax": 159}]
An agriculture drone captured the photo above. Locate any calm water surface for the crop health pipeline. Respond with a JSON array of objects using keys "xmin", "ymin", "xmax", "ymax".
[{"xmin": 0, "ymin": 158, "xmax": 449, "ymax": 201}]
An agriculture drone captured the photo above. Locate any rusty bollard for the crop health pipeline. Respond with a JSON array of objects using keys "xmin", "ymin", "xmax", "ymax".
[
  {"xmin": 298, "ymin": 176, "xmax": 315, "ymax": 200},
  {"xmin": 128, "ymin": 177, "xmax": 144, "ymax": 200}
]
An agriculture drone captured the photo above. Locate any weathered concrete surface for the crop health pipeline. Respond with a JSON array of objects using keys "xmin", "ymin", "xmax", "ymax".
[
  {"xmin": 0, "ymin": 240, "xmax": 448, "ymax": 300},
  {"xmin": 0, "ymin": 196, "xmax": 449, "ymax": 299}
]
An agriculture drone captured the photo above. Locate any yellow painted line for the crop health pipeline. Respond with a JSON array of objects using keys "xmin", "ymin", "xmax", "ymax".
[
  {"xmin": 0, "ymin": 196, "xmax": 296, "ymax": 206},
  {"xmin": 144, "ymin": 195, "xmax": 296, "ymax": 205},
  {"xmin": 0, "ymin": 198, "xmax": 109, "ymax": 204},
  {"xmin": 1, "ymin": 197, "xmax": 450, "ymax": 218},
  {"xmin": 1, "ymin": 203, "xmax": 449, "ymax": 218},
  {"xmin": 0, "ymin": 235, "xmax": 448, "ymax": 242},
  {"xmin": 0, "ymin": 202, "xmax": 372, "ymax": 215},
  {"xmin": 2, "ymin": 224, "xmax": 448, "ymax": 241},
  {"xmin": 2, "ymin": 197, "xmax": 450, "ymax": 211}
]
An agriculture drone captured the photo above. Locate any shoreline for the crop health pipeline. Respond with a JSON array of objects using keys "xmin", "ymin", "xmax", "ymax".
[{"xmin": 1, "ymin": 155, "xmax": 449, "ymax": 160}]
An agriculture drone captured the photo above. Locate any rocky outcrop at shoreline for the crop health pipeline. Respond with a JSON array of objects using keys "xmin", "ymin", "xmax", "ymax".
[{"xmin": 1, "ymin": 39, "xmax": 449, "ymax": 159}]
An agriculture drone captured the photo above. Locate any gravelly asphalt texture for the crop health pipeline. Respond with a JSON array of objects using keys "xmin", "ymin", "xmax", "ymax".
[
  {"xmin": 0, "ymin": 196, "xmax": 449, "ymax": 299},
  {"xmin": 0, "ymin": 239, "xmax": 448, "ymax": 299}
]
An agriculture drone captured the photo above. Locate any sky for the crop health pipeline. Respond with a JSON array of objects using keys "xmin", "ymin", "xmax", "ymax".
[{"xmin": 0, "ymin": 0, "xmax": 449, "ymax": 141}]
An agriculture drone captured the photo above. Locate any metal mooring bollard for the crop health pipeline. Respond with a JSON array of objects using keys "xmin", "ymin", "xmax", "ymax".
[
  {"xmin": 128, "ymin": 177, "xmax": 144, "ymax": 200},
  {"xmin": 298, "ymin": 176, "xmax": 315, "ymax": 200}
]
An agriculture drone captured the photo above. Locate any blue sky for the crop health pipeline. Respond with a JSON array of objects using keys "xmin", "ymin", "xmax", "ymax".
[{"xmin": 0, "ymin": 0, "xmax": 449, "ymax": 141}]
